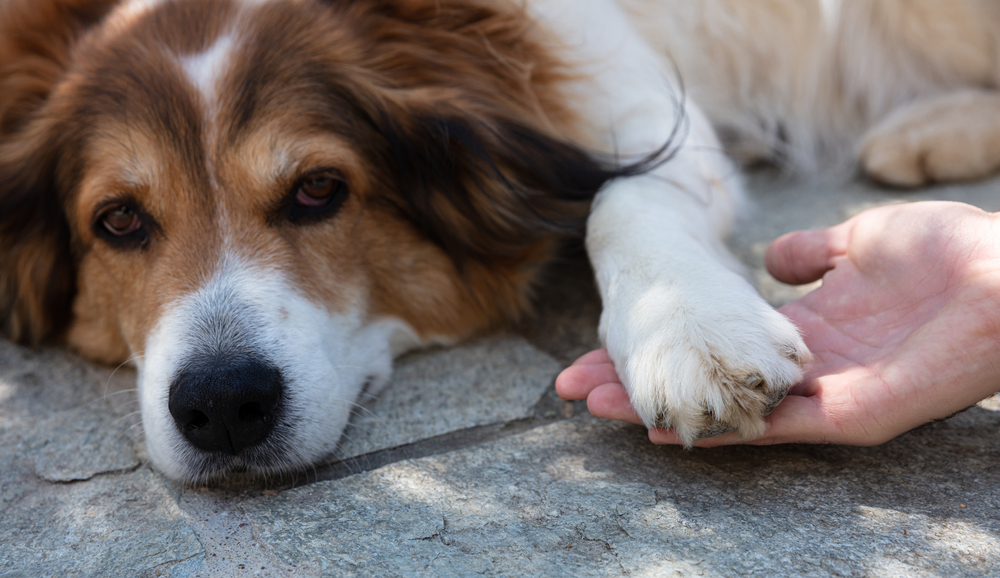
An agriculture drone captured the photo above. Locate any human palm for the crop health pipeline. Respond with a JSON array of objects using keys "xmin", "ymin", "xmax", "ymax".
[{"xmin": 557, "ymin": 201, "xmax": 1000, "ymax": 446}]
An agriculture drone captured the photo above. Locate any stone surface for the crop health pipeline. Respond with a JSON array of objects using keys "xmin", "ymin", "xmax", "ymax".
[
  {"xmin": 174, "ymin": 490, "xmax": 320, "ymax": 577},
  {"xmin": 29, "ymin": 405, "xmax": 140, "ymax": 482},
  {"xmin": 0, "ymin": 349, "xmax": 140, "ymax": 485},
  {"xmin": 0, "ymin": 341, "xmax": 202, "ymax": 577},
  {"xmin": 243, "ymin": 411, "xmax": 1000, "ymax": 577},
  {"xmin": 0, "ymin": 468, "xmax": 205, "ymax": 577},
  {"xmin": 333, "ymin": 336, "xmax": 561, "ymax": 460},
  {"xmin": 0, "ymin": 341, "xmax": 140, "ymax": 483},
  {"xmin": 1, "ymin": 175, "xmax": 999, "ymax": 577}
]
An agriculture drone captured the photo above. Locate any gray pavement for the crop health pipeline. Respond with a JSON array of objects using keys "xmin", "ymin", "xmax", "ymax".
[{"xmin": 1, "ymin": 174, "xmax": 999, "ymax": 577}]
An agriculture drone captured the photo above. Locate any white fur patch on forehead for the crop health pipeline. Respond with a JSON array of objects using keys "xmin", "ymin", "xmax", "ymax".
[
  {"xmin": 114, "ymin": 0, "xmax": 169, "ymax": 24},
  {"xmin": 180, "ymin": 35, "xmax": 237, "ymax": 106}
]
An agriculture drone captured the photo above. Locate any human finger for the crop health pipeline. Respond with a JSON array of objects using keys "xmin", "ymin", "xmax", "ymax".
[
  {"xmin": 647, "ymin": 427, "xmax": 739, "ymax": 446},
  {"xmin": 737, "ymin": 394, "xmax": 839, "ymax": 444},
  {"xmin": 570, "ymin": 348, "xmax": 613, "ymax": 366},
  {"xmin": 555, "ymin": 360, "xmax": 620, "ymax": 400},
  {"xmin": 765, "ymin": 226, "xmax": 850, "ymax": 285},
  {"xmin": 585, "ymin": 382, "xmax": 646, "ymax": 426}
]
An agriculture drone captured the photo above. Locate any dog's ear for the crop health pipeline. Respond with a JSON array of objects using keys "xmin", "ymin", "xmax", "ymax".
[
  {"xmin": 0, "ymin": 0, "xmax": 114, "ymax": 344},
  {"xmin": 370, "ymin": 102, "xmax": 644, "ymax": 264},
  {"xmin": 341, "ymin": 0, "xmax": 664, "ymax": 265},
  {"xmin": 0, "ymin": 0, "xmax": 118, "ymax": 133},
  {"xmin": 0, "ymin": 129, "xmax": 75, "ymax": 346}
]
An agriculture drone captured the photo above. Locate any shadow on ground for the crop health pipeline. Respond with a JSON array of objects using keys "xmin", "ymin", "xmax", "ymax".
[{"xmin": 1, "ymin": 175, "xmax": 999, "ymax": 577}]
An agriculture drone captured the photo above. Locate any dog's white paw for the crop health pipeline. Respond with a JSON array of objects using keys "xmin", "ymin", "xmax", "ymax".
[
  {"xmin": 860, "ymin": 90, "xmax": 1000, "ymax": 187},
  {"xmin": 601, "ymin": 272, "xmax": 809, "ymax": 445}
]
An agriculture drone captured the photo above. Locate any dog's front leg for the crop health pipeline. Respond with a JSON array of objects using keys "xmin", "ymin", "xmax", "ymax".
[
  {"xmin": 527, "ymin": 0, "xmax": 809, "ymax": 443},
  {"xmin": 586, "ymin": 156, "xmax": 809, "ymax": 444}
]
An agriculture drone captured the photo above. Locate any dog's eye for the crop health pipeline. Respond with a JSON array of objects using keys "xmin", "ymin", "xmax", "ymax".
[
  {"xmin": 94, "ymin": 203, "xmax": 149, "ymax": 248},
  {"xmin": 288, "ymin": 170, "xmax": 349, "ymax": 223},
  {"xmin": 296, "ymin": 174, "xmax": 338, "ymax": 206},
  {"xmin": 102, "ymin": 206, "xmax": 143, "ymax": 236}
]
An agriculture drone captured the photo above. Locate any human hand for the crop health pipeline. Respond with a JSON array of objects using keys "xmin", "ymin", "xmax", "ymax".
[{"xmin": 557, "ymin": 201, "xmax": 1000, "ymax": 446}]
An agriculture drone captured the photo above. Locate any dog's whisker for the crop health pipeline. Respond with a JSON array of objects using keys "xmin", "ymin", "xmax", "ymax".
[
  {"xmin": 96, "ymin": 388, "xmax": 139, "ymax": 398},
  {"xmin": 102, "ymin": 354, "xmax": 144, "ymax": 399}
]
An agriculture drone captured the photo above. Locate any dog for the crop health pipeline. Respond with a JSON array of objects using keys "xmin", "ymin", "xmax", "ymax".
[{"xmin": 2, "ymin": 0, "xmax": 999, "ymax": 483}]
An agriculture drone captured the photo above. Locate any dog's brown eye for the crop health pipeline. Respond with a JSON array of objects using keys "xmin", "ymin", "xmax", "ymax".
[
  {"xmin": 295, "ymin": 173, "xmax": 343, "ymax": 207},
  {"xmin": 287, "ymin": 170, "xmax": 349, "ymax": 223},
  {"xmin": 102, "ymin": 205, "xmax": 143, "ymax": 236},
  {"xmin": 94, "ymin": 202, "xmax": 151, "ymax": 249}
]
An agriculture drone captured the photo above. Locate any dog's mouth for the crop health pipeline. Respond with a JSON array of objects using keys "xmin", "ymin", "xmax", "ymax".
[
  {"xmin": 161, "ymin": 359, "xmax": 334, "ymax": 483},
  {"xmin": 177, "ymin": 435, "xmax": 306, "ymax": 483},
  {"xmin": 134, "ymin": 257, "xmax": 413, "ymax": 485},
  {"xmin": 166, "ymin": 396, "xmax": 342, "ymax": 485}
]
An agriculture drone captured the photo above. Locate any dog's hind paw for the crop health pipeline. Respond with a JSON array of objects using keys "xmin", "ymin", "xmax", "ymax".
[{"xmin": 860, "ymin": 90, "xmax": 1000, "ymax": 188}]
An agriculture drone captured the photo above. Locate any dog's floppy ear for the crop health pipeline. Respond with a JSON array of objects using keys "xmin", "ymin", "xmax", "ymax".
[
  {"xmin": 336, "ymin": 0, "xmax": 667, "ymax": 265},
  {"xmin": 0, "ymin": 128, "xmax": 75, "ymax": 346},
  {"xmin": 0, "ymin": 0, "xmax": 118, "ymax": 133},
  {"xmin": 371, "ymin": 102, "xmax": 649, "ymax": 264},
  {"xmin": 0, "ymin": 0, "xmax": 115, "ymax": 344}
]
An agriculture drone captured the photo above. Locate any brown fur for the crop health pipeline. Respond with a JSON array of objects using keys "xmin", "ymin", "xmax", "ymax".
[
  {"xmin": 0, "ymin": 0, "xmax": 632, "ymax": 363},
  {"xmin": 0, "ymin": 0, "xmax": 119, "ymax": 345}
]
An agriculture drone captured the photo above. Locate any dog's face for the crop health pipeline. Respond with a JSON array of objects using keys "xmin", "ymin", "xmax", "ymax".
[{"xmin": 0, "ymin": 0, "xmax": 619, "ymax": 482}]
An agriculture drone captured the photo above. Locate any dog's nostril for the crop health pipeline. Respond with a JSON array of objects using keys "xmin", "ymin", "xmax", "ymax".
[
  {"xmin": 168, "ymin": 360, "xmax": 284, "ymax": 455},
  {"xmin": 187, "ymin": 410, "xmax": 210, "ymax": 431},
  {"xmin": 238, "ymin": 402, "xmax": 270, "ymax": 424}
]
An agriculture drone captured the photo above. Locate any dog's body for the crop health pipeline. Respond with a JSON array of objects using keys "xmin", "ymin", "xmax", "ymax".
[{"xmin": 2, "ymin": 0, "xmax": 999, "ymax": 482}]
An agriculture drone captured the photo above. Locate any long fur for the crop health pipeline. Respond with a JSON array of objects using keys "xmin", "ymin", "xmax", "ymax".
[
  {"xmin": 2, "ymin": 0, "xmax": 999, "ymax": 479},
  {"xmin": 622, "ymin": 0, "xmax": 1000, "ymax": 172}
]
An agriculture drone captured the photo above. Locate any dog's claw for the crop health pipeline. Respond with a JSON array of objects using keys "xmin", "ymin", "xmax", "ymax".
[
  {"xmin": 696, "ymin": 422, "xmax": 736, "ymax": 439},
  {"xmin": 763, "ymin": 390, "xmax": 786, "ymax": 416},
  {"xmin": 653, "ymin": 411, "xmax": 672, "ymax": 430}
]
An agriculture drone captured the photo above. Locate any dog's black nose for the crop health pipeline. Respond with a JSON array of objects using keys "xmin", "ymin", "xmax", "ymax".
[{"xmin": 168, "ymin": 359, "xmax": 284, "ymax": 455}]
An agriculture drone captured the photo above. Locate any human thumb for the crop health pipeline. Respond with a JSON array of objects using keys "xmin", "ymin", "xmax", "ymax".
[{"xmin": 765, "ymin": 227, "xmax": 848, "ymax": 285}]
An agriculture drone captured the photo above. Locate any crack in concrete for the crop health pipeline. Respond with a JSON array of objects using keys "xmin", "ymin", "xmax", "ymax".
[
  {"xmin": 40, "ymin": 462, "xmax": 143, "ymax": 485},
  {"xmin": 577, "ymin": 527, "xmax": 628, "ymax": 574},
  {"xmin": 615, "ymin": 517, "xmax": 634, "ymax": 540},
  {"xmin": 411, "ymin": 517, "xmax": 446, "ymax": 542},
  {"xmin": 310, "ymin": 412, "xmax": 573, "ymax": 485}
]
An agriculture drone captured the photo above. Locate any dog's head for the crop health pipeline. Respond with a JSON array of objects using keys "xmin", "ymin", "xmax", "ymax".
[{"xmin": 0, "ymin": 0, "xmax": 626, "ymax": 482}]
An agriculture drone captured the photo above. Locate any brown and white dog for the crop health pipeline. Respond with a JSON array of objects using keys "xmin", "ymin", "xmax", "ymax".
[{"xmin": 2, "ymin": 0, "xmax": 999, "ymax": 483}]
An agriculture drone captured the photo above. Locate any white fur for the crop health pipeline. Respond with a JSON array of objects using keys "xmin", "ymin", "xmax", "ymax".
[
  {"xmin": 179, "ymin": 35, "xmax": 235, "ymax": 108},
  {"xmin": 114, "ymin": 0, "xmax": 170, "ymax": 25},
  {"xmin": 139, "ymin": 254, "xmax": 418, "ymax": 481},
  {"xmin": 617, "ymin": 0, "xmax": 1000, "ymax": 172},
  {"xmin": 529, "ymin": 0, "xmax": 807, "ymax": 443}
]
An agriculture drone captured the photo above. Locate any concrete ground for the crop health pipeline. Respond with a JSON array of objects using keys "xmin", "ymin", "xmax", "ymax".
[{"xmin": 1, "ymin": 173, "xmax": 999, "ymax": 577}]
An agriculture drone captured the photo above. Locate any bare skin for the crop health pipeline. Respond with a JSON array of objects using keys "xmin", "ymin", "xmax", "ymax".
[{"xmin": 558, "ymin": 201, "xmax": 1000, "ymax": 446}]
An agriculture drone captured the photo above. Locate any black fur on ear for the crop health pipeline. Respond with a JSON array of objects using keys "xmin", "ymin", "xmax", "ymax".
[
  {"xmin": 371, "ymin": 104, "xmax": 674, "ymax": 265},
  {"xmin": 0, "ymin": 132, "xmax": 76, "ymax": 345},
  {"xmin": 307, "ymin": 0, "xmax": 680, "ymax": 267}
]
